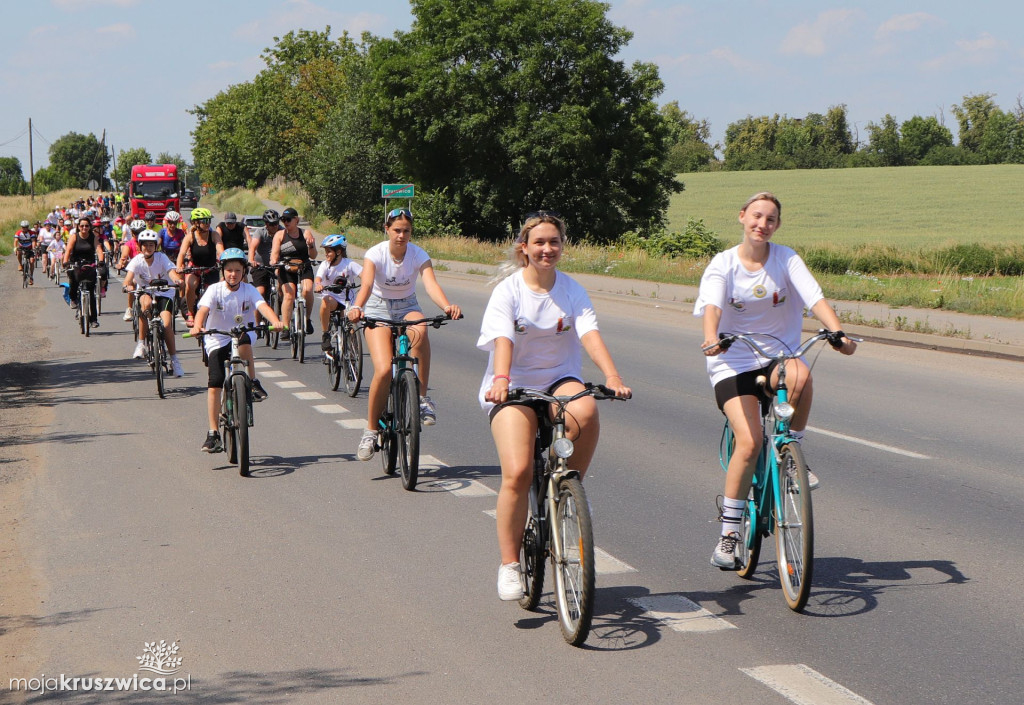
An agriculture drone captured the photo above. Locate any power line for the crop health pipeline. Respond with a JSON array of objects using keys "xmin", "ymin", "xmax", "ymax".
[
  {"xmin": 31, "ymin": 125, "xmax": 53, "ymax": 147},
  {"xmin": 0, "ymin": 127, "xmax": 29, "ymax": 148}
]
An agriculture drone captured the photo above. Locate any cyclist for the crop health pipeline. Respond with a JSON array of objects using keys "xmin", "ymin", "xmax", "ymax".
[
  {"xmin": 190, "ymin": 248, "xmax": 282, "ymax": 453},
  {"xmin": 695, "ymin": 191, "xmax": 856, "ymax": 570},
  {"xmin": 346, "ymin": 207, "xmax": 461, "ymax": 460},
  {"xmin": 270, "ymin": 206, "xmax": 317, "ymax": 340},
  {"xmin": 248, "ymin": 208, "xmax": 282, "ymax": 332},
  {"xmin": 313, "ymin": 234, "xmax": 362, "ymax": 350},
  {"xmin": 37, "ymin": 221, "xmax": 57, "ymax": 277},
  {"xmin": 14, "ymin": 220, "xmax": 36, "ymax": 283},
  {"xmin": 215, "ymin": 211, "xmax": 247, "ymax": 255},
  {"xmin": 177, "ymin": 207, "xmax": 219, "ymax": 326},
  {"xmin": 478, "ymin": 211, "xmax": 630, "ymax": 600},
  {"xmin": 143, "ymin": 210, "xmax": 159, "ymax": 236},
  {"xmin": 158, "ymin": 210, "xmax": 186, "ymax": 263},
  {"xmin": 119, "ymin": 219, "xmax": 147, "ymax": 321},
  {"xmin": 124, "ymin": 230, "xmax": 185, "ymax": 376},
  {"xmin": 63, "ymin": 216, "xmax": 105, "ymax": 327}
]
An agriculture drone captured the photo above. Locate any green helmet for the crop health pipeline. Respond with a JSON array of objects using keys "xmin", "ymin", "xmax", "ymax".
[{"xmin": 191, "ymin": 207, "xmax": 213, "ymax": 220}]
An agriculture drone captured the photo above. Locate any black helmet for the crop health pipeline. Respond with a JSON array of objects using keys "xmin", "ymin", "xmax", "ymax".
[{"xmin": 262, "ymin": 208, "xmax": 280, "ymax": 225}]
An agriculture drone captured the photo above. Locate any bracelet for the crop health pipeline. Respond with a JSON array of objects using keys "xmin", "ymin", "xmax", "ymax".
[
  {"xmin": 493, "ymin": 374, "xmax": 510, "ymax": 382},
  {"xmin": 607, "ymin": 374, "xmax": 622, "ymax": 379},
  {"xmin": 350, "ymin": 305, "xmax": 362, "ymax": 312}
]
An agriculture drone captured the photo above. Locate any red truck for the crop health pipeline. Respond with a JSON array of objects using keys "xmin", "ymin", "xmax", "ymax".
[{"xmin": 128, "ymin": 164, "xmax": 180, "ymax": 220}]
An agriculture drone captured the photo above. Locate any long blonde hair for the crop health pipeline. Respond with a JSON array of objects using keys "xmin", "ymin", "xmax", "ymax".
[{"xmin": 492, "ymin": 213, "xmax": 567, "ymax": 284}]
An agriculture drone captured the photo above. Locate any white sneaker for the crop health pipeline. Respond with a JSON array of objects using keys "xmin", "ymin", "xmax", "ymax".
[
  {"xmin": 132, "ymin": 341, "xmax": 146, "ymax": 360},
  {"xmin": 171, "ymin": 358, "xmax": 184, "ymax": 377},
  {"xmin": 419, "ymin": 396, "xmax": 437, "ymax": 426},
  {"xmin": 356, "ymin": 429, "xmax": 376, "ymax": 461},
  {"xmin": 497, "ymin": 562, "xmax": 525, "ymax": 601},
  {"xmin": 123, "ymin": 307, "xmax": 132, "ymax": 321}
]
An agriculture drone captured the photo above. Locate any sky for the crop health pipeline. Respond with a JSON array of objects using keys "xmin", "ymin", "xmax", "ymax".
[{"xmin": 3, "ymin": 0, "xmax": 1023, "ymax": 174}]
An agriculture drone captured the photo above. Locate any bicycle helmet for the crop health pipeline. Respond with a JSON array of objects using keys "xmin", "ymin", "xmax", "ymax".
[
  {"xmin": 191, "ymin": 207, "xmax": 212, "ymax": 221},
  {"xmin": 219, "ymin": 247, "xmax": 248, "ymax": 268},
  {"xmin": 262, "ymin": 208, "xmax": 280, "ymax": 224},
  {"xmin": 100, "ymin": 216, "xmax": 111, "ymax": 223},
  {"xmin": 165, "ymin": 210, "xmax": 182, "ymax": 223},
  {"xmin": 129, "ymin": 219, "xmax": 147, "ymax": 233},
  {"xmin": 19, "ymin": 220, "xmax": 29, "ymax": 228},
  {"xmin": 137, "ymin": 230, "xmax": 159, "ymax": 244},
  {"xmin": 321, "ymin": 233, "xmax": 347, "ymax": 249}
]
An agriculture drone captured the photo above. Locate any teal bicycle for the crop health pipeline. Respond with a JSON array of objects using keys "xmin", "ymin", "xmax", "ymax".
[
  {"xmin": 363, "ymin": 314, "xmax": 457, "ymax": 491},
  {"xmin": 708, "ymin": 329, "xmax": 854, "ymax": 612}
]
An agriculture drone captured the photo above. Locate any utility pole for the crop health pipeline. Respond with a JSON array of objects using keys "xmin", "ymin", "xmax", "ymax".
[
  {"xmin": 28, "ymin": 117, "xmax": 35, "ymax": 200},
  {"xmin": 110, "ymin": 144, "xmax": 117, "ymax": 190},
  {"xmin": 100, "ymin": 128, "xmax": 106, "ymax": 190}
]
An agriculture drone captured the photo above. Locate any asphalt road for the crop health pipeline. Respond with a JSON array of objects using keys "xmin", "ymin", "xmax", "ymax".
[{"xmin": 2, "ymin": 259, "xmax": 1022, "ymax": 705}]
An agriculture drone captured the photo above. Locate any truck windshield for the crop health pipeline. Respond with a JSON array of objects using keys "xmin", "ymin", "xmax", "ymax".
[{"xmin": 132, "ymin": 180, "xmax": 176, "ymax": 199}]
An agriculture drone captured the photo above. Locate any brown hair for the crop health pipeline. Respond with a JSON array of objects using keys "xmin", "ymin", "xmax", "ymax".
[
  {"xmin": 492, "ymin": 213, "xmax": 566, "ymax": 282},
  {"xmin": 741, "ymin": 191, "xmax": 782, "ymax": 219}
]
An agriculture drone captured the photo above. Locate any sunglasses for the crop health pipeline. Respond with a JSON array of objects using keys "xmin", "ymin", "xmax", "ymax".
[
  {"xmin": 194, "ymin": 218, "xmax": 211, "ymax": 224},
  {"xmin": 280, "ymin": 215, "xmax": 295, "ymax": 222},
  {"xmin": 525, "ymin": 210, "xmax": 563, "ymax": 220},
  {"xmin": 387, "ymin": 208, "xmax": 413, "ymax": 220}
]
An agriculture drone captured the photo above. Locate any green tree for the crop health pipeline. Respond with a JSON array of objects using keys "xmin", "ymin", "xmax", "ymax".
[
  {"xmin": 660, "ymin": 101, "xmax": 715, "ymax": 173},
  {"xmin": 48, "ymin": 131, "xmax": 110, "ymax": 189},
  {"xmin": 367, "ymin": 0, "xmax": 680, "ymax": 241},
  {"xmin": 724, "ymin": 115, "xmax": 784, "ymax": 170},
  {"xmin": 110, "ymin": 147, "xmax": 152, "ymax": 189},
  {"xmin": 0, "ymin": 156, "xmax": 26, "ymax": 195},
  {"xmin": 952, "ymin": 93, "xmax": 998, "ymax": 154},
  {"xmin": 33, "ymin": 165, "xmax": 76, "ymax": 193},
  {"xmin": 863, "ymin": 114, "xmax": 904, "ymax": 166},
  {"xmin": 899, "ymin": 116, "xmax": 953, "ymax": 163}
]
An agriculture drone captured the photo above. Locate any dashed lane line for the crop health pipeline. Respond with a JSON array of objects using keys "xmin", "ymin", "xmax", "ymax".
[
  {"xmin": 740, "ymin": 664, "xmax": 876, "ymax": 705},
  {"xmin": 336, "ymin": 419, "xmax": 366, "ymax": 430},
  {"xmin": 294, "ymin": 391, "xmax": 326, "ymax": 400},
  {"xmin": 274, "ymin": 380, "xmax": 306, "ymax": 389},
  {"xmin": 417, "ymin": 454, "xmax": 497, "ymax": 496},
  {"xmin": 261, "ymin": 370, "xmax": 287, "ymax": 378},
  {"xmin": 626, "ymin": 594, "xmax": 736, "ymax": 632},
  {"xmin": 312, "ymin": 404, "xmax": 348, "ymax": 414},
  {"xmin": 807, "ymin": 425, "xmax": 930, "ymax": 459}
]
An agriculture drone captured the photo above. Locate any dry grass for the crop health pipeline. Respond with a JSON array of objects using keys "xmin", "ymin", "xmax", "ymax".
[{"xmin": 0, "ymin": 190, "xmax": 92, "ymax": 255}]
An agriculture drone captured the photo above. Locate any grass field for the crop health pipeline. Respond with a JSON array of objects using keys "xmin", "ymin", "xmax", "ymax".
[
  {"xmin": 669, "ymin": 164, "xmax": 1024, "ymax": 248},
  {"xmin": 0, "ymin": 189, "xmax": 93, "ymax": 256}
]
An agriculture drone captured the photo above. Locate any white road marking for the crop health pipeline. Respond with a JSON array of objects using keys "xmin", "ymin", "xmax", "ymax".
[
  {"xmin": 336, "ymin": 419, "xmax": 367, "ymax": 429},
  {"xmin": 741, "ymin": 664, "xmax": 876, "ymax": 705},
  {"xmin": 417, "ymin": 455, "xmax": 497, "ymax": 496},
  {"xmin": 807, "ymin": 426, "xmax": 930, "ymax": 459},
  {"xmin": 594, "ymin": 547, "xmax": 637, "ymax": 574},
  {"xmin": 294, "ymin": 391, "xmax": 326, "ymax": 400},
  {"xmin": 274, "ymin": 380, "xmax": 305, "ymax": 388},
  {"xmin": 312, "ymin": 404, "xmax": 347, "ymax": 414},
  {"xmin": 261, "ymin": 370, "xmax": 287, "ymax": 378},
  {"xmin": 254, "ymin": 362, "xmax": 271, "ymax": 369},
  {"xmin": 483, "ymin": 509, "xmax": 497, "ymax": 518},
  {"xmin": 626, "ymin": 594, "xmax": 736, "ymax": 632}
]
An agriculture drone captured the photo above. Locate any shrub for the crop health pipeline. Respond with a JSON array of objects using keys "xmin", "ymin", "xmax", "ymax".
[
  {"xmin": 639, "ymin": 218, "xmax": 724, "ymax": 259},
  {"xmin": 931, "ymin": 243, "xmax": 997, "ymax": 275},
  {"xmin": 801, "ymin": 248, "xmax": 853, "ymax": 274},
  {"xmin": 410, "ymin": 187, "xmax": 462, "ymax": 238}
]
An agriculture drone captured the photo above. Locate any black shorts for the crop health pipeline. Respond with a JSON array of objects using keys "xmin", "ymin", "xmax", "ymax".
[
  {"xmin": 208, "ymin": 341, "xmax": 251, "ymax": 389},
  {"xmin": 278, "ymin": 261, "xmax": 313, "ymax": 286},
  {"xmin": 488, "ymin": 376, "xmax": 582, "ymax": 423},
  {"xmin": 713, "ymin": 362, "xmax": 780, "ymax": 412},
  {"xmin": 251, "ymin": 267, "xmax": 272, "ymax": 291},
  {"xmin": 141, "ymin": 295, "xmax": 176, "ymax": 314}
]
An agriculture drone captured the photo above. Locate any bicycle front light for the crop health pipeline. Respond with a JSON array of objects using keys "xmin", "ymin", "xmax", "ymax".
[
  {"xmin": 773, "ymin": 401, "xmax": 795, "ymax": 420},
  {"xmin": 552, "ymin": 437, "xmax": 575, "ymax": 459}
]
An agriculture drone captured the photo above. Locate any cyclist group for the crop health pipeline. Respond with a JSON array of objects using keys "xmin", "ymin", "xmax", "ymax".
[{"xmin": 15, "ymin": 191, "xmax": 855, "ymax": 604}]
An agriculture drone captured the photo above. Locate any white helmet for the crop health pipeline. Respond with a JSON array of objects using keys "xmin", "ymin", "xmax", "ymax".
[
  {"xmin": 129, "ymin": 219, "xmax": 147, "ymax": 233},
  {"xmin": 137, "ymin": 229, "xmax": 159, "ymax": 244},
  {"xmin": 164, "ymin": 210, "xmax": 182, "ymax": 223}
]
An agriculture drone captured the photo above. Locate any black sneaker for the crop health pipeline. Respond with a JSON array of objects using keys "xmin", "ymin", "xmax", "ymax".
[
  {"xmin": 281, "ymin": 330, "xmax": 290, "ymax": 341},
  {"xmin": 321, "ymin": 332, "xmax": 332, "ymax": 351},
  {"xmin": 252, "ymin": 379, "xmax": 268, "ymax": 402},
  {"xmin": 202, "ymin": 431, "xmax": 223, "ymax": 453},
  {"xmin": 305, "ymin": 319, "xmax": 314, "ymax": 335},
  {"xmin": 90, "ymin": 320, "xmax": 99, "ymax": 328}
]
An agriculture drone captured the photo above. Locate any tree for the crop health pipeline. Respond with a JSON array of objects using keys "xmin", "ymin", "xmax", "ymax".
[
  {"xmin": 33, "ymin": 165, "xmax": 77, "ymax": 193},
  {"xmin": 367, "ymin": 0, "xmax": 680, "ymax": 241},
  {"xmin": 110, "ymin": 147, "xmax": 152, "ymax": 189},
  {"xmin": 900, "ymin": 116, "xmax": 952, "ymax": 163},
  {"xmin": 0, "ymin": 156, "xmax": 26, "ymax": 195},
  {"xmin": 660, "ymin": 102, "xmax": 715, "ymax": 173},
  {"xmin": 48, "ymin": 131, "xmax": 110, "ymax": 189},
  {"xmin": 952, "ymin": 93, "xmax": 998, "ymax": 154},
  {"xmin": 864, "ymin": 114, "xmax": 904, "ymax": 166}
]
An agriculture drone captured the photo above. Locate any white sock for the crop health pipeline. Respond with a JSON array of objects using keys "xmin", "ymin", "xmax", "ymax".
[
  {"xmin": 720, "ymin": 496, "xmax": 745, "ymax": 537},
  {"xmin": 790, "ymin": 430, "xmax": 805, "ymax": 443}
]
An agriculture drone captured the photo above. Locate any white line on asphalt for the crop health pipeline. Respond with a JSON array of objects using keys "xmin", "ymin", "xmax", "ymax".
[
  {"xmin": 418, "ymin": 455, "xmax": 497, "ymax": 496},
  {"xmin": 336, "ymin": 419, "xmax": 366, "ymax": 430},
  {"xmin": 740, "ymin": 664, "xmax": 876, "ymax": 705},
  {"xmin": 261, "ymin": 370, "xmax": 287, "ymax": 378},
  {"xmin": 807, "ymin": 426, "xmax": 930, "ymax": 459},
  {"xmin": 312, "ymin": 404, "xmax": 348, "ymax": 414},
  {"xmin": 254, "ymin": 362, "xmax": 271, "ymax": 369},
  {"xmin": 294, "ymin": 391, "xmax": 326, "ymax": 400},
  {"xmin": 274, "ymin": 380, "xmax": 306, "ymax": 388},
  {"xmin": 626, "ymin": 594, "xmax": 736, "ymax": 632}
]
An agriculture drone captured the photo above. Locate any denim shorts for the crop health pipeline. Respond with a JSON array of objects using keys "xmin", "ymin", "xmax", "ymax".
[{"xmin": 363, "ymin": 294, "xmax": 422, "ymax": 320}]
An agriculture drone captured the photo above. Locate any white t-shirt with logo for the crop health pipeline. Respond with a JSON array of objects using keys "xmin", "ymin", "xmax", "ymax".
[
  {"xmin": 315, "ymin": 258, "xmax": 363, "ymax": 305},
  {"xmin": 197, "ymin": 281, "xmax": 265, "ymax": 354},
  {"xmin": 363, "ymin": 241, "xmax": 431, "ymax": 299},
  {"xmin": 126, "ymin": 252, "xmax": 177, "ymax": 300},
  {"xmin": 476, "ymin": 269, "xmax": 599, "ymax": 410},
  {"xmin": 693, "ymin": 243, "xmax": 823, "ymax": 386}
]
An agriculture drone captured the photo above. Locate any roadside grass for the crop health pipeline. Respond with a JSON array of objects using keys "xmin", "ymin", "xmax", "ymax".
[
  {"xmin": 202, "ymin": 188, "xmax": 266, "ymax": 218},
  {"xmin": 0, "ymin": 190, "xmax": 92, "ymax": 256}
]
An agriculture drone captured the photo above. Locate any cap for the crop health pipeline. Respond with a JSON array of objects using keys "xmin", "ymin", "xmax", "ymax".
[
  {"xmin": 281, "ymin": 207, "xmax": 299, "ymax": 220},
  {"xmin": 224, "ymin": 212, "xmax": 238, "ymax": 223}
]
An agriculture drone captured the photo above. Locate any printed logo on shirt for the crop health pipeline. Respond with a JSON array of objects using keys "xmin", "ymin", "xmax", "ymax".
[
  {"xmin": 728, "ymin": 297, "xmax": 745, "ymax": 311},
  {"xmin": 514, "ymin": 318, "xmax": 527, "ymax": 335},
  {"xmin": 385, "ymin": 275, "xmax": 411, "ymax": 288},
  {"xmin": 556, "ymin": 316, "xmax": 573, "ymax": 335},
  {"xmin": 753, "ymin": 284, "xmax": 767, "ymax": 299},
  {"xmin": 772, "ymin": 288, "xmax": 788, "ymax": 307}
]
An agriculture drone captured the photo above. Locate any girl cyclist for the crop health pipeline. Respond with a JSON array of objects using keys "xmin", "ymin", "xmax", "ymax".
[
  {"xmin": 177, "ymin": 207, "xmax": 220, "ymax": 326},
  {"xmin": 347, "ymin": 208, "xmax": 461, "ymax": 460},
  {"xmin": 314, "ymin": 234, "xmax": 362, "ymax": 350},
  {"xmin": 695, "ymin": 191, "xmax": 856, "ymax": 570},
  {"xmin": 124, "ymin": 230, "xmax": 185, "ymax": 377},
  {"xmin": 270, "ymin": 206, "xmax": 317, "ymax": 339},
  {"xmin": 63, "ymin": 216, "xmax": 105, "ymax": 327},
  {"xmin": 478, "ymin": 211, "xmax": 630, "ymax": 601}
]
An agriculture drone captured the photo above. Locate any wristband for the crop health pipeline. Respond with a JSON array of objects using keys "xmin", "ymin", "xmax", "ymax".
[
  {"xmin": 350, "ymin": 305, "xmax": 362, "ymax": 312},
  {"xmin": 493, "ymin": 374, "xmax": 510, "ymax": 382}
]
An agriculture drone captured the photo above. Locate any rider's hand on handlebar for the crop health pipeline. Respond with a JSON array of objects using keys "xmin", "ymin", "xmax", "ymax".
[
  {"xmin": 484, "ymin": 375, "xmax": 510, "ymax": 404},
  {"xmin": 347, "ymin": 306, "xmax": 364, "ymax": 322},
  {"xmin": 604, "ymin": 375, "xmax": 632, "ymax": 399},
  {"xmin": 444, "ymin": 304, "xmax": 463, "ymax": 320}
]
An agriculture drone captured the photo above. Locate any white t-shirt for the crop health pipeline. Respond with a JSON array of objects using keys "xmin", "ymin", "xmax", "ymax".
[
  {"xmin": 476, "ymin": 270, "xmax": 599, "ymax": 410},
  {"xmin": 363, "ymin": 241, "xmax": 431, "ymax": 299},
  {"xmin": 197, "ymin": 281, "xmax": 265, "ymax": 353},
  {"xmin": 315, "ymin": 258, "xmax": 363, "ymax": 305},
  {"xmin": 126, "ymin": 252, "xmax": 177, "ymax": 300},
  {"xmin": 693, "ymin": 243, "xmax": 823, "ymax": 386}
]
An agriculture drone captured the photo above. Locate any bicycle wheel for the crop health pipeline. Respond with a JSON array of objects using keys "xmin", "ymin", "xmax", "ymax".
[
  {"xmin": 519, "ymin": 466, "xmax": 546, "ymax": 610},
  {"xmin": 343, "ymin": 323, "xmax": 363, "ymax": 397},
  {"xmin": 81, "ymin": 290, "xmax": 90, "ymax": 337},
  {"xmin": 735, "ymin": 488, "xmax": 763, "ymax": 579},
  {"xmin": 221, "ymin": 381, "xmax": 237, "ymax": 465},
  {"xmin": 776, "ymin": 443, "xmax": 814, "ymax": 611},
  {"xmin": 326, "ymin": 327, "xmax": 341, "ymax": 391},
  {"xmin": 396, "ymin": 368, "xmax": 421, "ymax": 491},
  {"xmin": 296, "ymin": 301, "xmax": 306, "ymax": 363},
  {"xmin": 154, "ymin": 325, "xmax": 166, "ymax": 399},
  {"xmin": 270, "ymin": 291, "xmax": 281, "ymax": 349},
  {"xmin": 132, "ymin": 305, "xmax": 140, "ymax": 341},
  {"xmin": 379, "ymin": 394, "xmax": 398, "ymax": 476},
  {"xmin": 552, "ymin": 475, "xmax": 595, "ymax": 646},
  {"xmin": 234, "ymin": 378, "xmax": 251, "ymax": 476},
  {"xmin": 23, "ymin": 267, "xmax": 29, "ymax": 288},
  {"xmin": 290, "ymin": 304, "xmax": 300, "ymax": 359}
]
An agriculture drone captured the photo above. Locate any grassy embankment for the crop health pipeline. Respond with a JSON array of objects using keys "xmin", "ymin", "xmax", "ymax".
[
  {"xmin": 205, "ymin": 165, "xmax": 1024, "ymax": 321},
  {"xmin": 0, "ymin": 190, "xmax": 93, "ymax": 256}
]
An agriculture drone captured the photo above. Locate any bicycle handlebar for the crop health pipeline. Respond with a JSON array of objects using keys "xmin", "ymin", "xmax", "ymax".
[
  {"xmin": 704, "ymin": 329, "xmax": 862, "ymax": 358},
  {"xmin": 507, "ymin": 382, "xmax": 630, "ymax": 404},
  {"xmin": 183, "ymin": 322, "xmax": 286, "ymax": 339},
  {"xmin": 362, "ymin": 313, "xmax": 462, "ymax": 330}
]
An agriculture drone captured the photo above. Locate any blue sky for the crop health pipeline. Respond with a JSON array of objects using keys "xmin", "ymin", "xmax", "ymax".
[{"xmin": 3, "ymin": 0, "xmax": 1023, "ymax": 173}]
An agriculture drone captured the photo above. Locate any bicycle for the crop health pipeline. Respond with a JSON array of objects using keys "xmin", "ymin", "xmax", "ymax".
[
  {"xmin": 253, "ymin": 265, "xmax": 282, "ymax": 349},
  {"xmin": 363, "ymin": 314, "xmax": 456, "ymax": 491},
  {"xmin": 510, "ymin": 383, "xmax": 627, "ymax": 646},
  {"xmin": 131, "ymin": 280, "xmax": 178, "ymax": 399},
  {"xmin": 706, "ymin": 329, "xmax": 856, "ymax": 612},
  {"xmin": 68, "ymin": 262, "xmax": 99, "ymax": 337},
  {"xmin": 279, "ymin": 259, "xmax": 313, "ymax": 363},
  {"xmin": 20, "ymin": 250, "xmax": 35, "ymax": 288},
  {"xmin": 185, "ymin": 322, "xmax": 278, "ymax": 477},
  {"xmin": 322, "ymin": 283, "xmax": 362, "ymax": 396},
  {"xmin": 179, "ymin": 265, "xmax": 218, "ymax": 364}
]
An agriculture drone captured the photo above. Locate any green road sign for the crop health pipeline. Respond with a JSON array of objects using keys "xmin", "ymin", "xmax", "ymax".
[{"xmin": 381, "ymin": 183, "xmax": 415, "ymax": 198}]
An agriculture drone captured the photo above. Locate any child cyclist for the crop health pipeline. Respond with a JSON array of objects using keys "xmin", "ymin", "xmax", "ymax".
[
  {"xmin": 189, "ymin": 248, "xmax": 283, "ymax": 453},
  {"xmin": 314, "ymin": 234, "xmax": 362, "ymax": 350},
  {"xmin": 123, "ymin": 230, "xmax": 185, "ymax": 376}
]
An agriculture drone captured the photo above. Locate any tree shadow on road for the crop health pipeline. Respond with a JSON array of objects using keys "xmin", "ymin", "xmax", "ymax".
[
  {"xmin": 208, "ymin": 453, "xmax": 354, "ymax": 478},
  {"xmin": 407, "ymin": 463, "xmax": 501, "ymax": 493}
]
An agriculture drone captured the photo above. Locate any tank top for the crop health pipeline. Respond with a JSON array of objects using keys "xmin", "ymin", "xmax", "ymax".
[
  {"xmin": 219, "ymin": 224, "xmax": 247, "ymax": 251},
  {"xmin": 279, "ymin": 229, "xmax": 309, "ymax": 261},
  {"xmin": 70, "ymin": 233, "xmax": 97, "ymax": 263},
  {"xmin": 188, "ymin": 234, "xmax": 217, "ymax": 268}
]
